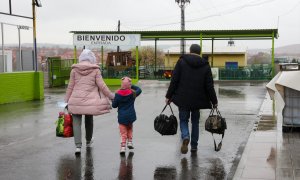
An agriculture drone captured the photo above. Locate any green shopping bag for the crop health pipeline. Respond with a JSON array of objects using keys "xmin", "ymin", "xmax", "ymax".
[{"xmin": 56, "ymin": 112, "xmax": 65, "ymax": 137}]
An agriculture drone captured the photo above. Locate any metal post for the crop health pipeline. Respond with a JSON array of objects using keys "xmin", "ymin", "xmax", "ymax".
[
  {"xmin": 101, "ymin": 46, "xmax": 104, "ymax": 71},
  {"xmin": 73, "ymin": 45, "xmax": 77, "ymax": 64},
  {"xmin": 200, "ymin": 33, "xmax": 203, "ymax": 56},
  {"xmin": 211, "ymin": 38, "xmax": 214, "ymax": 67},
  {"xmin": 180, "ymin": 6, "xmax": 185, "ymax": 54},
  {"xmin": 155, "ymin": 39, "xmax": 157, "ymax": 74},
  {"xmin": 272, "ymin": 32, "xmax": 275, "ymax": 77},
  {"xmin": 176, "ymin": 0, "xmax": 189, "ymax": 54},
  {"xmin": 117, "ymin": 20, "xmax": 120, "ymax": 53},
  {"xmin": 9, "ymin": 0, "xmax": 12, "ymax": 14},
  {"xmin": 136, "ymin": 46, "xmax": 139, "ymax": 80},
  {"xmin": 18, "ymin": 27, "xmax": 22, "ymax": 71},
  {"xmin": 32, "ymin": 0, "xmax": 38, "ymax": 71},
  {"xmin": 1, "ymin": 23, "xmax": 5, "ymax": 72}
]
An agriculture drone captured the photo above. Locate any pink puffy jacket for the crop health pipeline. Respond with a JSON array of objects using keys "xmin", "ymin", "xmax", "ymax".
[{"xmin": 65, "ymin": 61, "xmax": 115, "ymax": 115}]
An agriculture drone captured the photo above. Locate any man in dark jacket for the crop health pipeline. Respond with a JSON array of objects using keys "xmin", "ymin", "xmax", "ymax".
[{"xmin": 165, "ymin": 44, "xmax": 218, "ymax": 154}]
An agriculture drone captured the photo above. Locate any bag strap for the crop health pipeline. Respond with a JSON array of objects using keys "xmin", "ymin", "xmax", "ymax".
[
  {"xmin": 209, "ymin": 108, "xmax": 215, "ymax": 116},
  {"xmin": 215, "ymin": 108, "xmax": 222, "ymax": 117},
  {"xmin": 64, "ymin": 105, "xmax": 70, "ymax": 114},
  {"xmin": 211, "ymin": 132, "xmax": 225, "ymax": 152},
  {"xmin": 161, "ymin": 104, "xmax": 175, "ymax": 115}
]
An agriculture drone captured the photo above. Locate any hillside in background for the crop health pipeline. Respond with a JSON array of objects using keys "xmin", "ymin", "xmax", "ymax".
[{"xmin": 247, "ymin": 44, "xmax": 300, "ymax": 56}]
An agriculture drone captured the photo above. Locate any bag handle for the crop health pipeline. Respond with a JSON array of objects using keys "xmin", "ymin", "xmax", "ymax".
[
  {"xmin": 215, "ymin": 108, "xmax": 222, "ymax": 117},
  {"xmin": 212, "ymin": 132, "xmax": 224, "ymax": 152},
  {"xmin": 64, "ymin": 105, "xmax": 70, "ymax": 114},
  {"xmin": 161, "ymin": 104, "xmax": 175, "ymax": 115},
  {"xmin": 210, "ymin": 107, "xmax": 222, "ymax": 117},
  {"xmin": 209, "ymin": 108, "xmax": 215, "ymax": 116}
]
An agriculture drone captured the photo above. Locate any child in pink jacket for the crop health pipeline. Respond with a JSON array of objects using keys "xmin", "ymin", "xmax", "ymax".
[{"xmin": 112, "ymin": 77, "xmax": 142, "ymax": 154}]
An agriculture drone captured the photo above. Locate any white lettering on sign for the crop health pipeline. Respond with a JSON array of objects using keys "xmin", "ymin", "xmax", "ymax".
[{"xmin": 73, "ymin": 34, "xmax": 140, "ymax": 47}]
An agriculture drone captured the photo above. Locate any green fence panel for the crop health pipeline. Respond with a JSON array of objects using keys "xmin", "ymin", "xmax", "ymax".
[
  {"xmin": 48, "ymin": 57, "xmax": 74, "ymax": 87},
  {"xmin": 218, "ymin": 65, "xmax": 271, "ymax": 80}
]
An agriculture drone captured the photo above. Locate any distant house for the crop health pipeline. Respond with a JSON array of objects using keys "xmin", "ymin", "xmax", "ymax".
[{"xmin": 164, "ymin": 46, "xmax": 247, "ymax": 69}]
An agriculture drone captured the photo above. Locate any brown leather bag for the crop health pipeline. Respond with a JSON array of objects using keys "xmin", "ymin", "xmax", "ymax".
[{"xmin": 205, "ymin": 108, "xmax": 227, "ymax": 151}]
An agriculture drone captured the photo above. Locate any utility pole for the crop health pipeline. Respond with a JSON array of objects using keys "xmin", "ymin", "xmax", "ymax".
[
  {"xmin": 32, "ymin": 0, "xmax": 42, "ymax": 71},
  {"xmin": 117, "ymin": 20, "xmax": 120, "ymax": 53},
  {"xmin": 175, "ymin": 0, "xmax": 190, "ymax": 54}
]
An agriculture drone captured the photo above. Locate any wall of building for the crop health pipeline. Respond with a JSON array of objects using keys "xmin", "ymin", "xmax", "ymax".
[
  {"xmin": 164, "ymin": 53, "xmax": 247, "ymax": 68},
  {"xmin": 0, "ymin": 72, "xmax": 44, "ymax": 104},
  {"xmin": 208, "ymin": 54, "xmax": 247, "ymax": 67},
  {"xmin": 164, "ymin": 54, "xmax": 179, "ymax": 68}
]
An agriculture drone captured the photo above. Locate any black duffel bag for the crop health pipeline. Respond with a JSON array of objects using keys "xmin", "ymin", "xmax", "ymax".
[{"xmin": 154, "ymin": 104, "xmax": 178, "ymax": 136}]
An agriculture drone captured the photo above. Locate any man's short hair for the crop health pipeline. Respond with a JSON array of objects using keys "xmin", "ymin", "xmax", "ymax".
[{"xmin": 190, "ymin": 44, "xmax": 201, "ymax": 55}]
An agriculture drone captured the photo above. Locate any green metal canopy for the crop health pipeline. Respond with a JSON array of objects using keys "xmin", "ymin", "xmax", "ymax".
[{"xmin": 70, "ymin": 29, "xmax": 278, "ymax": 40}]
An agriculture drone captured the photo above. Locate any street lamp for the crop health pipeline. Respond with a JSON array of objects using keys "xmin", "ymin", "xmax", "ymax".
[
  {"xmin": 175, "ymin": 0, "xmax": 190, "ymax": 54},
  {"xmin": 35, "ymin": 0, "xmax": 42, "ymax": 7}
]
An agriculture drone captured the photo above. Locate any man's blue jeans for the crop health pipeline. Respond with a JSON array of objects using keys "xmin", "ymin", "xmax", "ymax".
[{"xmin": 179, "ymin": 108, "xmax": 200, "ymax": 149}]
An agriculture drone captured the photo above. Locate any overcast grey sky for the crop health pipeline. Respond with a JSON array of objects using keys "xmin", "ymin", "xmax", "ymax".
[{"xmin": 0, "ymin": 0, "xmax": 299, "ymax": 49}]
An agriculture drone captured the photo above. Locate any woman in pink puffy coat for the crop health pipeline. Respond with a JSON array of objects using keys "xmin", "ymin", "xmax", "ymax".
[{"xmin": 65, "ymin": 49, "xmax": 115, "ymax": 155}]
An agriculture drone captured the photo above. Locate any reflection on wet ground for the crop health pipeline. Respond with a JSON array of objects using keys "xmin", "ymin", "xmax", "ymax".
[
  {"xmin": 0, "ymin": 81, "xmax": 269, "ymax": 180},
  {"xmin": 118, "ymin": 152, "xmax": 134, "ymax": 180},
  {"xmin": 154, "ymin": 166, "xmax": 177, "ymax": 180}
]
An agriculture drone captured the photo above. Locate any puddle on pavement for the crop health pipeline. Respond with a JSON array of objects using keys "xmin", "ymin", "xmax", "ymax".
[
  {"xmin": 206, "ymin": 158, "xmax": 226, "ymax": 180},
  {"xmin": 218, "ymin": 88, "xmax": 245, "ymax": 98}
]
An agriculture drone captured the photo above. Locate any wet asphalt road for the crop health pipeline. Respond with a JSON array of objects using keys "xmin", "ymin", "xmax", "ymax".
[{"xmin": 0, "ymin": 81, "xmax": 267, "ymax": 180}]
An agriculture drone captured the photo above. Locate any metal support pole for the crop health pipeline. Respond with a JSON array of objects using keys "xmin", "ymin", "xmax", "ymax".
[
  {"xmin": 117, "ymin": 20, "xmax": 120, "ymax": 53},
  {"xmin": 211, "ymin": 38, "xmax": 214, "ymax": 67},
  {"xmin": 155, "ymin": 39, "xmax": 157, "ymax": 73},
  {"xmin": 18, "ymin": 27, "xmax": 22, "ymax": 71},
  {"xmin": 101, "ymin": 46, "xmax": 104, "ymax": 71},
  {"xmin": 32, "ymin": 0, "xmax": 38, "ymax": 71},
  {"xmin": 73, "ymin": 46, "xmax": 77, "ymax": 64},
  {"xmin": 200, "ymin": 33, "xmax": 203, "ymax": 56},
  {"xmin": 136, "ymin": 46, "xmax": 139, "ymax": 80},
  {"xmin": 272, "ymin": 32, "xmax": 275, "ymax": 77},
  {"xmin": 1, "ymin": 23, "xmax": 5, "ymax": 72},
  {"xmin": 180, "ymin": 6, "xmax": 185, "ymax": 54},
  {"xmin": 9, "ymin": 0, "xmax": 12, "ymax": 14}
]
